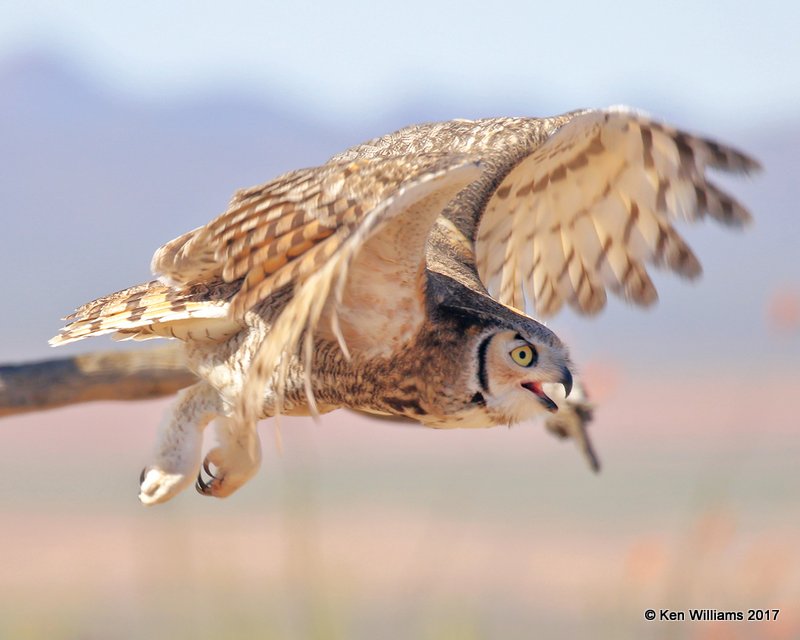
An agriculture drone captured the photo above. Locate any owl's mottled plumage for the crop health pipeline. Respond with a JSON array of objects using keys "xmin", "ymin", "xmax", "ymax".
[{"xmin": 51, "ymin": 107, "xmax": 759, "ymax": 504}]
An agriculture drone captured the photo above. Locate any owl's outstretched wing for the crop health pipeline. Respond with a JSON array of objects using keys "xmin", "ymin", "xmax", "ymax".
[
  {"xmin": 153, "ymin": 156, "xmax": 476, "ymax": 319},
  {"xmin": 475, "ymin": 107, "xmax": 760, "ymax": 316},
  {"xmin": 52, "ymin": 154, "xmax": 480, "ymax": 418},
  {"xmin": 152, "ymin": 154, "xmax": 481, "ymax": 420}
]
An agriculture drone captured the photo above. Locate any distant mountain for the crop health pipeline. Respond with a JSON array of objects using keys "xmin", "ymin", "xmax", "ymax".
[
  {"xmin": 0, "ymin": 50, "xmax": 351, "ymax": 164},
  {"xmin": 1, "ymin": 51, "xmax": 111, "ymax": 122}
]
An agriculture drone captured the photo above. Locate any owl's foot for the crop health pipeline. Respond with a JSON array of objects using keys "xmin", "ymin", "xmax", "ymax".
[
  {"xmin": 195, "ymin": 420, "xmax": 261, "ymax": 498},
  {"xmin": 139, "ymin": 466, "xmax": 198, "ymax": 505},
  {"xmin": 138, "ymin": 381, "xmax": 219, "ymax": 506},
  {"xmin": 195, "ymin": 442, "xmax": 261, "ymax": 498}
]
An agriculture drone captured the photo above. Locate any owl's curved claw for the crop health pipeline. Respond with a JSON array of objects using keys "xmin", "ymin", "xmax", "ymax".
[
  {"xmin": 195, "ymin": 459, "xmax": 218, "ymax": 495},
  {"xmin": 195, "ymin": 472, "xmax": 211, "ymax": 495},
  {"xmin": 202, "ymin": 458, "xmax": 216, "ymax": 479},
  {"xmin": 194, "ymin": 443, "xmax": 261, "ymax": 499}
]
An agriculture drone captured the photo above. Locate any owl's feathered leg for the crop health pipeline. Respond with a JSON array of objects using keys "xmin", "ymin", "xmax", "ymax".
[
  {"xmin": 139, "ymin": 381, "xmax": 220, "ymax": 505},
  {"xmin": 195, "ymin": 416, "xmax": 261, "ymax": 498}
]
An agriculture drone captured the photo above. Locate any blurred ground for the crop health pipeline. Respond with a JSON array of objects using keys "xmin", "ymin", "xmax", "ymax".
[{"xmin": 2, "ymin": 366, "xmax": 798, "ymax": 639}]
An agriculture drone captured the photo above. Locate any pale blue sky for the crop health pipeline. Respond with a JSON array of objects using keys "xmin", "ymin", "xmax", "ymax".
[{"xmin": 1, "ymin": 0, "xmax": 797, "ymax": 127}]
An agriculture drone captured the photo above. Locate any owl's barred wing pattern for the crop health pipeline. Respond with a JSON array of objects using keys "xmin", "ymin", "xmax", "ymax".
[
  {"xmin": 151, "ymin": 166, "xmax": 339, "ymax": 292},
  {"xmin": 234, "ymin": 155, "xmax": 483, "ymax": 422},
  {"xmin": 152, "ymin": 156, "xmax": 478, "ymax": 320},
  {"xmin": 476, "ymin": 108, "xmax": 761, "ymax": 316},
  {"xmin": 49, "ymin": 281, "xmax": 240, "ymax": 346}
]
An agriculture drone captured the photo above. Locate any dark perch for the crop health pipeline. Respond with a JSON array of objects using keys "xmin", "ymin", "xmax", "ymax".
[{"xmin": 0, "ymin": 345, "xmax": 196, "ymax": 418}]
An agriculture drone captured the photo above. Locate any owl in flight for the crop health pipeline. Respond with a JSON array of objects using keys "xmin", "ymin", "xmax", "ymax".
[{"xmin": 51, "ymin": 107, "xmax": 759, "ymax": 504}]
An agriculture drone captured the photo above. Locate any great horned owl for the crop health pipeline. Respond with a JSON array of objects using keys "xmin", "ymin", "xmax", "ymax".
[{"xmin": 51, "ymin": 107, "xmax": 759, "ymax": 504}]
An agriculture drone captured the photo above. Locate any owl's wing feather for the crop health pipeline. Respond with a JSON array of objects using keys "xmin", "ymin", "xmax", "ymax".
[
  {"xmin": 153, "ymin": 157, "xmax": 476, "ymax": 316},
  {"xmin": 151, "ymin": 166, "xmax": 339, "ymax": 291},
  {"xmin": 49, "ymin": 281, "xmax": 240, "ymax": 345},
  {"xmin": 151, "ymin": 154, "xmax": 481, "ymax": 421},
  {"xmin": 476, "ymin": 107, "xmax": 760, "ymax": 316}
]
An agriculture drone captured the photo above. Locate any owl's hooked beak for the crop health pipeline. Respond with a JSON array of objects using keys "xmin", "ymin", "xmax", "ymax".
[{"xmin": 560, "ymin": 366, "xmax": 573, "ymax": 399}]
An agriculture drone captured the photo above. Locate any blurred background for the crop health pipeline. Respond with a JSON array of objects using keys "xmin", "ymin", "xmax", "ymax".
[{"xmin": 1, "ymin": 1, "xmax": 798, "ymax": 638}]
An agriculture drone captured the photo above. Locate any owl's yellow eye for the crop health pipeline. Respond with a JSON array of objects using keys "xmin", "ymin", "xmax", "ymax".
[{"xmin": 510, "ymin": 344, "xmax": 537, "ymax": 367}]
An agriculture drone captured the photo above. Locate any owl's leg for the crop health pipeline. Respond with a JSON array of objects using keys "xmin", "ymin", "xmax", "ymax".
[
  {"xmin": 195, "ymin": 416, "xmax": 261, "ymax": 498},
  {"xmin": 139, "ymin": 381, "xmax": 220, "ymax": 505}
]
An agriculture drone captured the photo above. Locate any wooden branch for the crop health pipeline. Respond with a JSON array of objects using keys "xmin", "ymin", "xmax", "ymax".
[{"xmin": 0, "ymin": 344, "xmax": 196, "ymax": 418}]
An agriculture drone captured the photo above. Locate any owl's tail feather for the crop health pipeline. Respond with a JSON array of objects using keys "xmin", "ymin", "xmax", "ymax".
[{"xmin": 50, "ymin": 280, "xmax": 241, "ymax": 346}]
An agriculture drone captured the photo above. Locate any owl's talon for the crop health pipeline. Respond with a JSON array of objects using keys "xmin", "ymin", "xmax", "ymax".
[
  {"xmin": 195, "ymin": 472, "xmax": 211, "ymax": 495},
  {"xmin": 195, "ymin": 461, "xmax": 228, "ymax": 498},
  {"xmin": 195, "ymin": 449, "xmax": 227, "ymax": 496},
  {"xmin": 195, "ymin": 459, "xmax": 219, "ymax": 496},
  {"xmin": 193, "ymin": 441, "xmax": 261, "ymax": 499}
]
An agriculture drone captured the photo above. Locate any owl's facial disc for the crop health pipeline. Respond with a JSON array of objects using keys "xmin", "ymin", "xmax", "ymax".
[{"xmin": 504, "ymin": 334, "xmax": 572, "ymax": 411}]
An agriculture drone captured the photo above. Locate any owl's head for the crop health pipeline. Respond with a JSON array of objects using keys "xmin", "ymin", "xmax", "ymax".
[
  {"xmin": 471, "ymin": 324, "xmax": 573, "ymax": 426},
  {"xmin": 429, "ymin": 271, "xmax": 573, "ymax": 426}
]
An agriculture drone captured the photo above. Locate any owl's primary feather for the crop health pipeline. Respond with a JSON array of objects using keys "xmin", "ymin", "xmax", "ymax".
[{"xmin": 51, "ymin": 106, "xmax": 759, "ymax": 504}]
